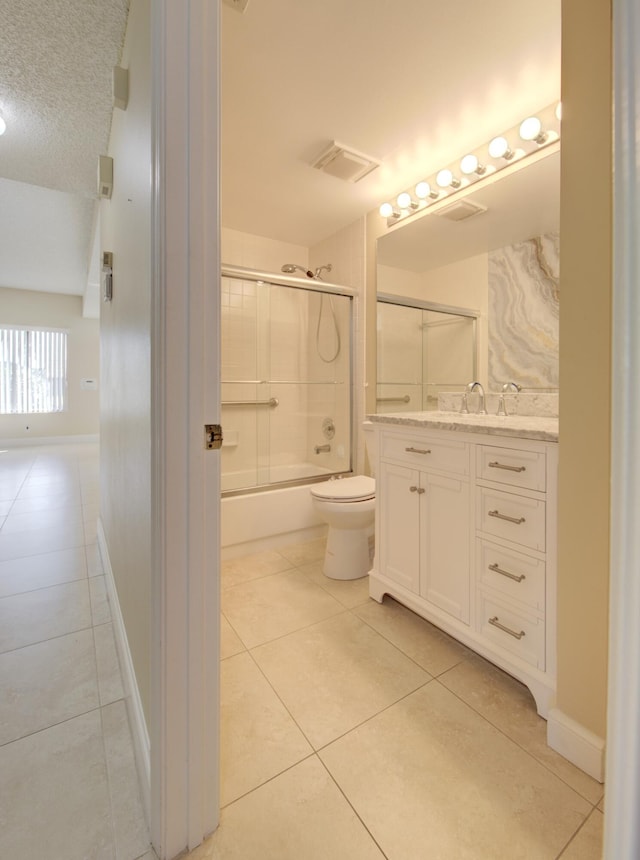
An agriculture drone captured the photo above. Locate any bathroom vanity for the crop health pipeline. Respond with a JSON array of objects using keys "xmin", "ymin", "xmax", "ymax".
[{"xmin": 367, "ymin": 411, "xmax": 558, "ymax": 718}]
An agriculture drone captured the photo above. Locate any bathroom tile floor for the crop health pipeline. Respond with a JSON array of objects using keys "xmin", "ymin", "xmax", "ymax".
[
  {"xmin": 1, "ymin": 442, "xmax": 605, "ymax": 859},
  {"xmin": 0, "ymin": 443, "xmax": 151, "ymax": 860},
  {"xmin": 190, "ymin": 541, "xmax": 605, "ymax": 860}
]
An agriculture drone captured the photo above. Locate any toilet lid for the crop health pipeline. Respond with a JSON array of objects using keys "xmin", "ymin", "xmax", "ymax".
[{"xmin": 310, "ymin": 475, "xmax": 375, "ymax": 501}]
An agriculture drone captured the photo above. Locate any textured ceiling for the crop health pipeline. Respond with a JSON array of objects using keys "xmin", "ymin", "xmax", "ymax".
[
  {"xmin": 0, "ymin": 0, "xmax": 129, "ymax": 195},
  {"xmin": 0, "ymin": 0, "xmax": 129, "ymax": 298}
]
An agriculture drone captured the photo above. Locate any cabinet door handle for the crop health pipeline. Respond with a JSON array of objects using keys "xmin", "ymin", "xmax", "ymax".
[
  {"xmin": 488, "ymin": 461, "xmax": 526, "ymax": 473},
  {"xmin": 417, "ymin": 487, "xmax": 425, "ymax": 494},
  {"xmin": 405, "ymin": 447, "xmax": 431, "ymax": 455},
  {"xmin": 409, "ymin": 485, "xmax": 418, "ymax": 493},
  {"xmin": 488, "ymin": 509, "xmax": 526, "ymax": 525},
  {"xmin": 489, "ymin": 562, "xmax": 526, "ymax": 583},
  {"xmin": 489, "ymin": 616, "xmax": 526, "ymax": 640}
]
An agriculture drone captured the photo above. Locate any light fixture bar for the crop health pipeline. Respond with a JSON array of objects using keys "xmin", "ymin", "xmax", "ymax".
[{"xmin": 378, "ymin": 100, "xmax": 560, "ymax": 227}]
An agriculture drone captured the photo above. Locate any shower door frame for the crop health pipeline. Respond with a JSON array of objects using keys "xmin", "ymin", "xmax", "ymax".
[{"xmin": 221, "ymin": 264, "xmax": 357, "ymax": 493}]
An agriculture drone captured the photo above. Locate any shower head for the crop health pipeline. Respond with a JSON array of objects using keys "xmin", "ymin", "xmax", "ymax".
[{"xmin": 281, "ymin": 263, "xmax": 314, "ymax": 278}]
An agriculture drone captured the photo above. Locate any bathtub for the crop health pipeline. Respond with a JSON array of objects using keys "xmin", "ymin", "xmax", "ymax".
[{"xmin": 221, "ymin": 463, "xmax": 337, "ymax": 558}]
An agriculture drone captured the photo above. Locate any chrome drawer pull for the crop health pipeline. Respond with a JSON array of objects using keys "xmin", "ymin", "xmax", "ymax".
[
  {"xmin": 489, "ymin": 562, "xmax": 526, "ymax": 583},
  {"xmin": 489, "ymin": 616, "xmax": 526, "ymax": 640},
  {"xmin": 488, "ymin": 461, "xmax": 526, "ymax": 473},
  {"xmin": 405, "ymin": 447, "xmax": 431, "ymax": 455},
  {"xmin": 488, "ymin": 509, "xmax": 526, "ymax": 525}
]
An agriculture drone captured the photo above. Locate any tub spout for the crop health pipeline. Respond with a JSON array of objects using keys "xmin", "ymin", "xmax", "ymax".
[{"xmin": 314, "ymin": 443, "xmax": 331, "ymax": 454}]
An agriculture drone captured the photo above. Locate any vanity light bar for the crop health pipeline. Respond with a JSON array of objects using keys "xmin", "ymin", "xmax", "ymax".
[{"xmin": 378, "ymin": 101, "xmax": 561, "ymax": 226}]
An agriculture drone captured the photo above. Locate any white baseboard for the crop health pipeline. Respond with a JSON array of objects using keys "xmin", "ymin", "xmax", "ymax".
[
  {"xmin": 0, "ymin": 433, "xmax": 99, "ymax": 448},
  {"xmin": 97, "ymin": 520, "xmax": 151, "ymax": 822},
  {"xmin": 547, "ymin": 707, "xmax": 606, "ymax": 782}
]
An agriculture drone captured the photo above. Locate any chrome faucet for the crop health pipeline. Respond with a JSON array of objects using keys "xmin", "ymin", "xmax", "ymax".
[
  {"xmin": 314, "ymin": 443, "xmax": 331, "ymax": 454},
  {"xmin": 497, "ymin": 382, "xmax": 522, "ymax": 416},
  {"xmin": 461, "ymin": 381, "xmax": 487, "ymax": 415}
]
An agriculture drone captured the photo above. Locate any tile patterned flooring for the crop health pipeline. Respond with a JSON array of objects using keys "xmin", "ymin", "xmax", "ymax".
[
  {"xmin": 190, "ymin": 539, "xmax": 605, "ymax": 859},
  {"xmin": 1, "ymin": 443, "xmax": 605, "ymax": 859},
  {"xmin": 0, "ymin": 443, "xmax": 152, "ymax": 860}
]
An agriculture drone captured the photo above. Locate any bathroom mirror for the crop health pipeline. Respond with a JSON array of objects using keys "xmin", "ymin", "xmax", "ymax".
[
  {"xmin": 377, "ymin": 295, "xmax": 477, "ymax": 413},
  {"xmin": 375, "ymin": 146, "xmax": 560, "ymax": 406}
]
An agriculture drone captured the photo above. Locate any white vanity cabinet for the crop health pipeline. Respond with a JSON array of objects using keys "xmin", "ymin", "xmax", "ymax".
[
  {"xmin": 377, "ymin": 432, "xmax": 471, "ymax": 623},
  {"xmin": 369, "ymin": 419, "xmax": 558, "ymax": 717}
]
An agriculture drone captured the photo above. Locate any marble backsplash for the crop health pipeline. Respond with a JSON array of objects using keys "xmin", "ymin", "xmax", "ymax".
[
  {"xmin": 438, "ymin": 391, "xmax": 559, "ymax": 417},
  {"xmin": 488, "ymin": 233, "xmax": 559, "ymax": 390}
]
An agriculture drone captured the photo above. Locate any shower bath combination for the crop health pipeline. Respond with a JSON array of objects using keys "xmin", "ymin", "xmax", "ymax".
[{"xmin": 220, "ymin": 264, "xmax": 353, "ymax": 502}]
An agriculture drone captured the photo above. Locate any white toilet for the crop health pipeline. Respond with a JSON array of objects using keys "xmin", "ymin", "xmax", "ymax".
[{"xmin": 310, "ymin": 475, "xmax": 376, "ymax": 580}]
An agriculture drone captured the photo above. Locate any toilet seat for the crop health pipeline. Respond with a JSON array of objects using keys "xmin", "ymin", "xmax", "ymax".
[{"xmin": 310, "ymin": 475, "xmax": 375, "ymax": 502}]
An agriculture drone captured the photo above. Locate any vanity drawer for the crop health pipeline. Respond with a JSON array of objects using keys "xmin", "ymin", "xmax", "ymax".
[
  {"xmin": 477, "ymin": 487, "xmax": 546, "ymax": 551},
  {"xmin": 477, "ymin": 445, "xmax": 546, "ymax": 492},
  {"xmin": 477, "ymin": 593, "xmax": 545, "ymax": 670},
  {"xmin": 476, "ymin": 539, "xmax": 545, "ymax": 612},
  {"xmin": 381, "ymin": 432, "xmax": 469, "ymax": 475}
]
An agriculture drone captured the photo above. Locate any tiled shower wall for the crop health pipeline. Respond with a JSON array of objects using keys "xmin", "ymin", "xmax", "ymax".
[{"xmin": 488, "ymin": 232, "xmax": 560, "ymax": 390}]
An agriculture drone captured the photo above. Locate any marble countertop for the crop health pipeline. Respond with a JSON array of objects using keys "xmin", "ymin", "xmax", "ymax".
[{"xmin": 367, "ymin": 411, "xmax": 559, "ymax": 442}]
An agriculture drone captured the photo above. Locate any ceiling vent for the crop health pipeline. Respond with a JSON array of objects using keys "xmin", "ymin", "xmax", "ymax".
[
  {"xmin": 435, "ymin": 199, "xmax": 488, "ymax": 222},
  {"xmin": 312, "ymin": 142, "xmax": 380, "ymax": 183}
]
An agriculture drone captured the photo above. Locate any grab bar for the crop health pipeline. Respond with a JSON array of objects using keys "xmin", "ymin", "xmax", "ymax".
[
  {"xmin": 222, "ymin": 397, "xmax": 279, "ymax": 408},
  {"xmin": 377, "ymin": 395, "xmax": 410, "ymax": 404}
]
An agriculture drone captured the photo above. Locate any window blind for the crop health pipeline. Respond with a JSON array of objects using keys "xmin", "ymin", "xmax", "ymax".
[{"xmin": 0, "ymin": 327, "xmax": 68, "ymax": 414}]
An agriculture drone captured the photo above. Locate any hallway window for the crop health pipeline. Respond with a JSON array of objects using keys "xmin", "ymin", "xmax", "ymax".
[{"xmin": 0, "ymin": 326, "xmax": 68, "ymax": 414}]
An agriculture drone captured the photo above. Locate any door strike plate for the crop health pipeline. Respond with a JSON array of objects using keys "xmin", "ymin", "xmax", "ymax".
[{"xmin": 205, "ymin": 424, "xmax": 223, "ymax": 450}]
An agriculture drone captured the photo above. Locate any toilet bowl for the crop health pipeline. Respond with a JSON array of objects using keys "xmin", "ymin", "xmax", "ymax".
[{"xmin": 310, "ymin": 475, "xmax": 376, "ymax": 580}]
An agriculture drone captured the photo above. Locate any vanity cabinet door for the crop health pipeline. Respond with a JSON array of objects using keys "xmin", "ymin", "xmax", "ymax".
[
  {"xmin": 421, "ymin": 472, "xmax": 470, "ymax": 624},
  {"xmin": 378, "ymin": 461, "xmax": 421, "ymax": 593}
]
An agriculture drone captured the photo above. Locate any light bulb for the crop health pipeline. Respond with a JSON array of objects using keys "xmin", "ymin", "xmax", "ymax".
[
  {"xmin": 415, "ymin": 181, "xmax": 438, "ymax": 200},
  {"xmin": 488, "ymin": 136, "xmax": 513, "ymax": 159},
  {"xmin": 460, "ymin": 154, "xmax": 485, "ymax": 176},
  {"xmin": 519, "ymin": 116, "xmax": 547, "ymax": 144},
  {"xmin": 436, "ymin": 169, "xmax": 461, "ymax": 189},
  {"xmin": 0, "ymin": 114, "xmax": 6, "ymax": 136},
  {"xmin": 379, "ymin": 202, "xmax": 400, "ymax": 220},
  {"xmin": 396, "ymin": 192, "xmax": 418, "ymax": 210}
]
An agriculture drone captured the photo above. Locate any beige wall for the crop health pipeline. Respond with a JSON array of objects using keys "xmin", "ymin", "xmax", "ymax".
[
  {"xmin": 222, "ymin": 227, "xmax": 308, "ymax": 272},
  {"xmin": 557, "ymin": 0, "xmax": 612, "ymax": 738},
  {"xmin": 99, "ymin": 0, "xmax": 152, "ymax": 721},
  {"xmin": 0, "ymin": 287, "xmax": 99, "ymax": 440}
]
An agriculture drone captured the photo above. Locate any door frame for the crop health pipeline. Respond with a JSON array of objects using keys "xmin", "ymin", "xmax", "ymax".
[
  {"xmin": 150, "ymin": 2, "xmax": 221, "ymax": 857},
  {"xmin": 605, "ymin": 0, "xmax": 640, "ymax": 855}
]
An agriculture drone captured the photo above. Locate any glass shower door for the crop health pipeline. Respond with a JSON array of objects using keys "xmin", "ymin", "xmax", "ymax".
[{"xmin": 221, "ymin": 272, "xmax": 353, "ymax": 493}]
